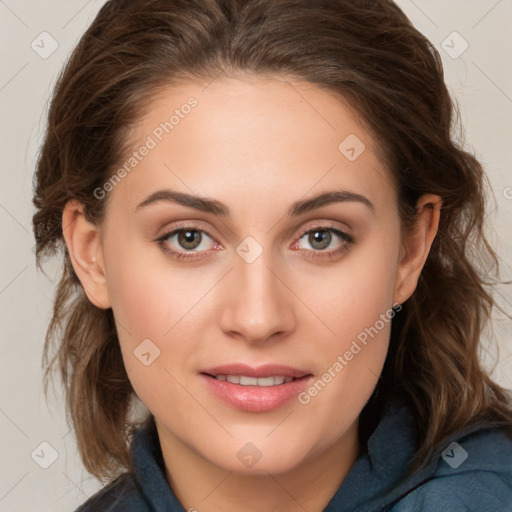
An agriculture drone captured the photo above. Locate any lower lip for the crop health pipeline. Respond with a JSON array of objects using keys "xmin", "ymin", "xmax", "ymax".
[{"xmin": 200, "ymin": 374, "xmax": 313, "ymax": 412}]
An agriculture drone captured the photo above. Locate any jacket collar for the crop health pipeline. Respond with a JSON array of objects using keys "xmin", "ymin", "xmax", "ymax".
[{"xmin": 131, "ymin": 400, "xmax": 507, "ymax": 512}]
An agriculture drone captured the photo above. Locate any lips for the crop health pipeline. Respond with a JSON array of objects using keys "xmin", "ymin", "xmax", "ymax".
[{"xmin": 200, "ymin": 364, "xmax": 313, "ymax": 412}]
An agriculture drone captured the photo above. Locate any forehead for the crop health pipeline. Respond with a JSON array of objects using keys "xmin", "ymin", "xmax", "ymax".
[{"xmin": 107, "ymin": 76, "xmax": 395, "ymax": 214}]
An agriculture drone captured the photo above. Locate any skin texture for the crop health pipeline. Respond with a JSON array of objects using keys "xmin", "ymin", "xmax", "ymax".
[{"xmin": 62, "ymin": 75, "xmax": 441, "ymax": 512}]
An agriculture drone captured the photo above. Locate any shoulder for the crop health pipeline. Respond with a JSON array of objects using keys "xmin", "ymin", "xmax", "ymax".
[
  {"xmin": 72, "ymin": 472, "xmax": 150, "ymax": 512},
  {"xmin": 390, "ymin": 428, "xmax": 512, "ymax": 512}
]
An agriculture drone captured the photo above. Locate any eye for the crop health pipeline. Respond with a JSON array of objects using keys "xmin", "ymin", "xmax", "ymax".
[
  {"xmin": 156, "ymin": 227, "xmax": 220, "ymax": 260},
  {"xmin": 155, "ymin": 224, "xmax": 353, "ymax": 262},
  {"xmin": 292, "ymin": 226, "xmax": 353, "ymax": 259}
]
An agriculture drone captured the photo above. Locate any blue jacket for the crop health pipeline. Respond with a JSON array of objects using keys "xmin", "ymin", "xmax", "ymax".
[{"xmin": 74, "ymin": 401, "xmax": 512, "ymax": 511}]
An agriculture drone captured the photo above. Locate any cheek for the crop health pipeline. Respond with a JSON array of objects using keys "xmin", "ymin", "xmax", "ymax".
[
  {"xmin": 105, "ymin": 264, "xmax": 193, "ymax": 415},
  {"xmin": 103, "ymin": 226, "xmax": 190, "ymax": 338},
  {"xmin": 305, "ymin": 235, "xmax": 400, "ymax": 345},
  {"xmin": 107, "ymin": 268, "xmax": 170, "ymax": 339},
  {"xmin": 102, "ymin": 236, "xmax": 211, "ymax": 396},
  {"xmin": 296, "ymin": 231, "xmax": 400, "ymax": 412}
]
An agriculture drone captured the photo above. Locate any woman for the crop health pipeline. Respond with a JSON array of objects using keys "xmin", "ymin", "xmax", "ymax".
[{"xmin": 32, "ymin": 0, "xmax": 512, "ymax": 510}]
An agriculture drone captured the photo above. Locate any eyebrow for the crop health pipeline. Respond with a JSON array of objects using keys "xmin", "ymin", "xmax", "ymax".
[{"xmin": 135, "ymin": 189, "xmax": 375, "ymax": 216}]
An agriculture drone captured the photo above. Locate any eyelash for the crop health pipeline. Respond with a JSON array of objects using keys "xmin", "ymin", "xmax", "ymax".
[{"xmin": 155, "ymin": 224, "xmax": 354, "ymax": 261}]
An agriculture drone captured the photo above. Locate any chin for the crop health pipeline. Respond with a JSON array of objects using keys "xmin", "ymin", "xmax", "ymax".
[{"xmin": 200, "ymin": 435, "xmax": 314, "ymax": 476}]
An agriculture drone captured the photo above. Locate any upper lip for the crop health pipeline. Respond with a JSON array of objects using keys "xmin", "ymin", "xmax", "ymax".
[{"xmin": 201, "ymin": 364, "xmax": 311, "ymax": 379}]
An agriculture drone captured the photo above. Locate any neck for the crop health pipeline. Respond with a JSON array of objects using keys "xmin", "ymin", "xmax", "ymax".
[{"xmin": 155, "ymin": 419, "xmax": 360, "ymax": 512}]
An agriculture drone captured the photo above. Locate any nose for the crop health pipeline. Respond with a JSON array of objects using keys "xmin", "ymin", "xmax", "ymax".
[{"xmin": 218, "ymin": 251, "xmax": 296, "ymax": 345}]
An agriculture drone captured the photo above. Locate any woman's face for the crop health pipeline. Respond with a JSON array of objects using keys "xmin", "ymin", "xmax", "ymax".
[{"xmin": 72, "ymin": 76, "xmax": 433, "ymax": 475}]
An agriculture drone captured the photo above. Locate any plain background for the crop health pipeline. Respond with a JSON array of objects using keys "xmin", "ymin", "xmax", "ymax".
[{"xmin": 0, "ymin": 0, "xmax": 511, "ymax": 510}]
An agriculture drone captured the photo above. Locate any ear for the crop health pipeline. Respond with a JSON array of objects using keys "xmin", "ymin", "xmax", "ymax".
[
  {"xmin": 393, "ymin": 194, "xmax": 442, "ymax": 305},
  {"xmin": 62, "ymin": 200, "xmax": 111, "ymax": 309}
]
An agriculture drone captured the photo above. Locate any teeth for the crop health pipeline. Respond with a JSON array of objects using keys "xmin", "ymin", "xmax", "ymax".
[
  {"xmin": 240, "ymin": 376, "xmax": 258, "ymax": 385},
  {"xmin": 254, "ymin": 376, "xmax": 276, "ymax": 386},
  {"xmin": 214, "ymin": 375, "xmax": 295, "ymax": 386}
]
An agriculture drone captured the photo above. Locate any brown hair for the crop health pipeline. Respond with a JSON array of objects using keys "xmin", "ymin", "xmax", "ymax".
[{"xmin": 32, "ymin": 0, "xmax": 512, "ymax": 482}]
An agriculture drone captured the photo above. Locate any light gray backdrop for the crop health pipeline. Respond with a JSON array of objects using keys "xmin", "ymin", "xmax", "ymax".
[{"xmin": 0, "ymin": 0, "xmax": 511, "ymax": 510}]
